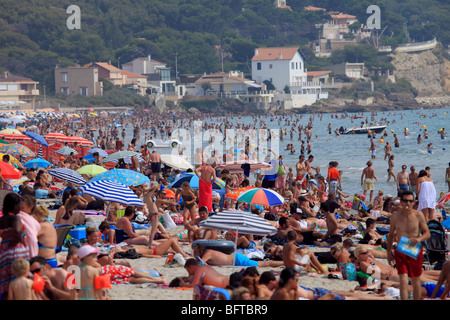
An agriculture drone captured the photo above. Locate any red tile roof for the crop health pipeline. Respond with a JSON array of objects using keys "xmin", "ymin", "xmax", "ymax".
[
  {"xmin": 307, "ymin": 71, "xmax": 331, "ymax": 76},
  {"xmin": 251, "ymin": 47, "xmax": 299, "ymax": 61},
  {"xmin": 0, "ymin": 73, "xmax": 36, "ymax": 83}
]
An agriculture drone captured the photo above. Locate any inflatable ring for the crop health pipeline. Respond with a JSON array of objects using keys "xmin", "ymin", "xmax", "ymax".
[
  {"xmin": 146, "ymin": 140, "xmax": 155, "ymax": 148},
  {"xmin": 171, "ymin": 141, "xmax": 178, "ymax": 148},
  {"xmin": 192, "ymin": 239, "xmax": 235, "ymax": 254}
]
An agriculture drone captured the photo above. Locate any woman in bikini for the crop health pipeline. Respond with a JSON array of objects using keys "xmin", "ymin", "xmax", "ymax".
[
  {"xmin": 179, "ymin": 181, "xmax": 198, "ymax": 225},
  {"xmin": 55, "ymin": 197, "xmax": 86, "ymax": 225},
  {"xmin": 34, "ymin": 206, "xmax": 58, "ymax": 268}
]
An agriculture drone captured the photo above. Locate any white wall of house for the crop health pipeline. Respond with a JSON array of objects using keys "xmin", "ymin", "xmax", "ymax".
[{"xmin": 251, "ymin": 51, "xmax": 307, "ymax": 91}]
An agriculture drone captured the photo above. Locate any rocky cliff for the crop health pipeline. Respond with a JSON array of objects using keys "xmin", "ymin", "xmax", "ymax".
[{"xmin": 390, "ymin": 46, "xmax": 449, "ymax": 97}]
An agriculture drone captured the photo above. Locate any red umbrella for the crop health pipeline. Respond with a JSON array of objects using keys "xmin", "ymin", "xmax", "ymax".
[
  {"xmin": 0, "ymin": 161, "xmax": 23, "ymax": 179},
  {"xmin": 0, "ymin": 133, "xmax": 31, "ymax": 142},
  {"xmin": 44, "ymin": 132, "xmax": 71, "ymax": 143},
  {"xmin": 63, "ymin": 136, "xmax": 94, "ymax": 147}
]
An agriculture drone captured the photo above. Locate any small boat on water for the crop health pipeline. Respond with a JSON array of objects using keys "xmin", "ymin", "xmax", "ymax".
[{"xmin": 339, "ymin": 125, "xmax": 387, "ymax": 135}]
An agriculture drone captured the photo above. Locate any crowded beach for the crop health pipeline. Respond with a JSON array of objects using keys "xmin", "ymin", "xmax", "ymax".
[{"xmin": 0, "ymin": 108, "xmax": 449, "ymax": 301}]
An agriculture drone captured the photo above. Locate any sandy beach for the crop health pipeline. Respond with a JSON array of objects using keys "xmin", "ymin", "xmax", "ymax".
[{"xmin": 48, "ymin": 206, "xmax": 368, "ymax": 300}]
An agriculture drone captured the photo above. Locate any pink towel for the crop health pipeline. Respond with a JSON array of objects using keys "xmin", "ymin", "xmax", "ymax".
[{"xmin": 18, "ymin": 211, "xmax": 41, "ymax": 258}]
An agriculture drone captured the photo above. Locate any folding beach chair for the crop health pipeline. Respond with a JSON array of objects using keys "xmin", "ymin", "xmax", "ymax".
[
  {"xmin": 423, "ymin": 220, "xmax": 448, "ymax": 269},
  {"xmin": 53, "ymin": 224, "xmax": 74, "ymax": 253}
]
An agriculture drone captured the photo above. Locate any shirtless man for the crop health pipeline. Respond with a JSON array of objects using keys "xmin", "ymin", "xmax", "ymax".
[
  {"xmin": 386, "ymin": 190, "xmax": 430, "ymax": 300},
  {"xmin": 304, "ymin": 155, "xmax": 316, "ymax": 178},
  {"xmin": 193, "ymin": 243, "xmax": 283, "ymax": 268},
  {"xmin": 184, "ymin": 206, "xmax": 217, "ymax": 242},
  {"xmin": 295, "ymin": 155, "xmax": 307, "ymax": 188},
  {"xmin": 149, "ymin": 150, "xmax": 162, "ymax": 180},
  {"xmin": 370, "ymin": 139, "xmax": 376, "ymax": 159},
  {"xmin": 409, "ymin": 166, "xmax": 419, "ymax": 195},
  {"xmin": 143, "ymin": 184, "xmax": 159, "ymax": 248},
  {"xmin": 397, "ymin": 165, "xmax": 410, "ymax": 193},
  {"xmin": 282, "ymin": 230, "xmax": 328, "ymax": 274},
  {"xmin": 194, "ymin": 160, "xmax": 216, "ymax": 212},
  {"xmin": 315, "ymin": 202, "xmax": 342, "ymax": 247},
  {"xmin": 361, "ymin": 160, "xmax": 378, "ymax": 203},
  {"xmin": 29, "ymin": 256, "xmax": 74, "ymax": 300},
  {"xmin": 179, "ymin": 258, "xmax": 229, "ymax": 289}
]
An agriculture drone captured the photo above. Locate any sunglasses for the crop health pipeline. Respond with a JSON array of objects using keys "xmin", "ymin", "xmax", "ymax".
[
  {"xmin": 401, "ymin": 199, "xmax": 415, "ymax": 203},
  {"xmin": 30, "ymin": 268, "xmax": 41, "ymax": 274}
]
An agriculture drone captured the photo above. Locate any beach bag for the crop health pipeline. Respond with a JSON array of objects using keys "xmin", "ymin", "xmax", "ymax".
[
  {"xmin": 113, "ymin": 249, "xmax": 142, "ymax": 259},
  {"xmin": 162, "ymin": 212, "xmax": 177, "ymax": 229},
  {"xmin": 276, "ymin": 162, "xmax": 286, "ymax": 175},
  {"xmin": 340, "ymin": 263, "xmax": 357, "ymax": 281}
]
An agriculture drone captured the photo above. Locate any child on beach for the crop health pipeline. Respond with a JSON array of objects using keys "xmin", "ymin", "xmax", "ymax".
[
  {"xmin": 77, "ymin": 245, "xmax": 102, "ymax": 300},
  {"xmin": 8, "ymin": 259, "xmax": 35, "ymax": 300}
]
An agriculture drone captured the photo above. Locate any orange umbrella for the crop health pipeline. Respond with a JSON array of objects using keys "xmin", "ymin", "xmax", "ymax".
[{"xmin": 164, "ymin": 189, "xmax": 175, "ymax": 199}]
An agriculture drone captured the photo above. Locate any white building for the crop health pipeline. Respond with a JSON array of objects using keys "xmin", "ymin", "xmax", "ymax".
[{"xmin": 250, "ymin": 47, "xmax": 327, "ymax": 109}]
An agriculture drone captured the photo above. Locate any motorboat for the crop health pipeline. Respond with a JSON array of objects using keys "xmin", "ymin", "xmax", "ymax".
[{"xmin": 339, "ymin": 125, "xmax": 387, "ymax": 135}]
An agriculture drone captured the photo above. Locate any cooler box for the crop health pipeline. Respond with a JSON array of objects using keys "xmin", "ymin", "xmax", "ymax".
[{"xmin": 69, "ymin": 226, "xmax": 87, "ymax": 240}]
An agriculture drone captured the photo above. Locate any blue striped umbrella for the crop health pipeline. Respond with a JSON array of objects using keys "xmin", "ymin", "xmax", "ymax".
[
  {"xmin": 199, "ymin": 210, "xmax": 277, "ymax": 236},
  {"xmin": 168, "ymin": 173, "xmax": 225, "ymax": 190},
  {"xmin": 87, "ymin": 168, "xmax": 150, "ymax": 186},
  {"xmin": 47, "ymin": 168, "xmax": 86, "ymax": 185},
  {"xmin": 87, "ymin": 148, "xmax": 108, "ymax": 157},
  {"xmin": 80, "ymin": 180, "xmax": 143, "ymax": 206}
]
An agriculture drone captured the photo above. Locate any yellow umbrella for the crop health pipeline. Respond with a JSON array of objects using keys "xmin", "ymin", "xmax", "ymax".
[
  {"xmin": 0, "ymin": 128, "xmax": 23, "ymax": 135},
  {"xmin": 90, "ymin": 112, "xmax": 99, "ymax": 116},
  {"xmin": 0, "ymin": 152, "xmax": 20, "ymax": 165}
]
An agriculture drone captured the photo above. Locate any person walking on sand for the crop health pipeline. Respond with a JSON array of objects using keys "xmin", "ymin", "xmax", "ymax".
[
  {"xmin": 386, "ymin": 190, "xmax": 430, "ymax": 300},
  {"xmin": 195, "ymin": 159, "xmax": 216, "ymax": 212},
  {"xmin": 361, "ymin": 160, "xmax": 378, "ymax": 203},
  {"xmin": 149, "ymin": 150, "xmax": 162, "ymax": 180}
]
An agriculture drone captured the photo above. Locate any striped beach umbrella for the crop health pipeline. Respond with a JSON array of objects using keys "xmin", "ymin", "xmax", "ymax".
[
  {"xmin": 0, "ymin": 133, "xmax": 32, "ymax": 143},
  {"xmin": 87, "ymin": 168, "xmax": 149, "ymax": 186},
  {"xmin": 87, "ymin": 148, "xmax": 108, "ymax": 157},
  {"xmin": 47, "ymin": 168, "xmax": 86, "ymax": 185},
  {"xmin": 199, "ymin": 209, "xmax": 277, "ymax": 236},
  {"xmin": 237, "ymin": 188, "xmax": 284, "ymax": 206},
  {"xmin": 80, "ymin": 180, "xmax": 143, "ymax": 206},
  {"xmin": 101, "ymin": 150, "xmax": 141, "ymax": 163},
  {"xmin": 56, "ymin": 146, "xmax": 78, "ymax": 156},
  {"xmin": 37, "ymin": 145, "xmax": 43, "ymax": 158}
]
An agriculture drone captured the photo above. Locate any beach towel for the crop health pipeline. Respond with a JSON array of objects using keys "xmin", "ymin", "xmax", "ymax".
[
  {"xmin": 18, "ymin": 211, "xmax": 41, "ymax": 258},
  {"xmin": 198, "ymin": 178, "xmax": 213, "ymax": 212}
]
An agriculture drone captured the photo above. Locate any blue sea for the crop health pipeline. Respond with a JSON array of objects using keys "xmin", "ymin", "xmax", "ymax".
[{"xmin": 120, "ymin": 107, "xmax": 450, "ymax": 197}]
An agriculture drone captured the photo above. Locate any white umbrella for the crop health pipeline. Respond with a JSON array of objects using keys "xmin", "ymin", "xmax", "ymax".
[
  {"xmin": 56, "ymin": 146, "xmax": 78, "ymax": 156},
  {"xmin": 160, "ymin": 154, "xmax": 193, "ymax": 171}
]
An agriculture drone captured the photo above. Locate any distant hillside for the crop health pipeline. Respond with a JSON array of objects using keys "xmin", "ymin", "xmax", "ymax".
[{"xmin": 0, "ymin": 0, "xmax": 448, "ymax": 94}]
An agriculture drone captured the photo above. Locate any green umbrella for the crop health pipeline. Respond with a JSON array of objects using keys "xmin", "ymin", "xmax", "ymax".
[{"xmin": 77, "ymin": 164, "xmax": 107, "ymax": 177}]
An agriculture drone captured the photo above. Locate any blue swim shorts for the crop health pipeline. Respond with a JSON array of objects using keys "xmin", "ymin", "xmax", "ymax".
[{"xmin": 234, "ymin": 252, "xmax": 258, "ymax": 267}]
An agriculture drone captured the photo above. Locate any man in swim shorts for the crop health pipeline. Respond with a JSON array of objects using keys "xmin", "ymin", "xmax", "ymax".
[
  {"xmin": 149, "ymin": 150, "xmax": 162, "ymax": 180},
  {"xmin": 386, "ymin": 190, "xmax": 430, "ymax": 300},
  {"xmin": 193, "ymin": 243, "xmax": 283, "ymax": 268},
  {"xmin": 361, "ymin": 160, "xmax": 378, "ymax": 203},
  {"xmin": 296, "ymin": 154, "xmax": 307, "ymax": 188}
]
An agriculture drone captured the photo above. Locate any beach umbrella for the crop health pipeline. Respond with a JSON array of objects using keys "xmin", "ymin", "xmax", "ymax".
[
  {"xmin": 55, "ymin": 146, "xmax": 78, "ymax": 156},
  {"xmin": 47, "ymin": 168, "xmax": 86, "ymax": 185},
  {"xmin": 101, "ymin": 150, "xmax": 141, "ymax": 163},
  {"xmin": 87, "ymin": 148, "xmax": 108, "ymax": 157},
  {"xmin": 237, "ymin": 188, "xmax": 284, "ymax": 206},
  {"xmin": 76, "ymin": 164, "xmax": 107, "ymax": 177},
  {"xmin": 168, "ymin": 173, "xmax": 225, "ymax": 190},
  {"xmin": 0, "ymin": 161, "xmax": 23, "ymax": 179},
  {"xmin": 37, "ymin": 145, "xmax": 43, "ymax": 158},
  {"xmin": 80, "ymin": 180, "xmax": 143, "ymax": 206},
  {"xmin": 24, "ymin": 132, "xmax": 48, "ymax": 147},
  {"xmin": 216, "ymin": 159, "xmax": 272, "ymax": 173},
  {"xmin": 0, "ymin": 133, "xmax": 31, "ymax": 143},
  {"xmin": 438, "ymin": 192, "xmax": 450, "ymax": 205},
  {"xmin": 0, "ymin": 139, "xmax": 9, "ymax": 144},
  {"xmin": 0, "ymin": 143, "xmax": 35, "ymax": 157},
  {"xmin": 63, "ymin": 136, "xmax": 94, "ymax": 147},
  {"xmin": 160, "ymin": 154, "xmax": 193, "ymax": 171},
  {"xmin": 0, "ymin": 128, "xmax": 23, "ymax": 135},
  {"xmin": 87, "ymin": 168, "xmax": 150, "ymax": 186},
  {"xmin": 23, "ymin": 158, "xmax": 51, "ymax": 169}
]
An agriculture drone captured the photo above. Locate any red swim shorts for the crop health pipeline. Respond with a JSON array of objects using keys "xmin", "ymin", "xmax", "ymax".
[{"xmin": 394, "ymin": 249, "xmax": 423, "ymax": 278}]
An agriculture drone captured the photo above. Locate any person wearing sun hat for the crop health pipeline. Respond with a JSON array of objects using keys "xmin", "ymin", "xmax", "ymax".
[{"xmin": 77, "ymin": 245, "xmax": 102, "ymax": 300}]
